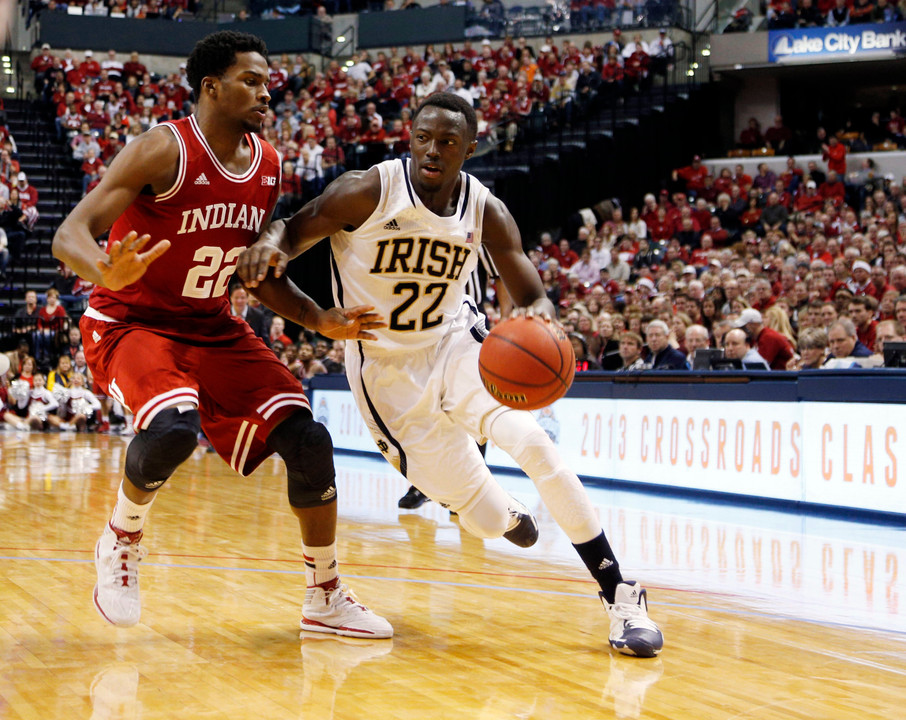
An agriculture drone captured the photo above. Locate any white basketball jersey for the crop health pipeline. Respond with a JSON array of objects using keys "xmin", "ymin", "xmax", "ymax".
[{"xmin": 331, "ymin": 158, "xmax": 490, "ymax": 352}]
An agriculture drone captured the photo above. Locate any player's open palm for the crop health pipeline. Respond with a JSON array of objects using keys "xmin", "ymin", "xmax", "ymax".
[
  {"xmin": 316, "ymin": 305, "xmax": 387, "ymax": 341},
  {"xmin": 97, "ymin": 231, "xmax": 171, "ymax": 291}
]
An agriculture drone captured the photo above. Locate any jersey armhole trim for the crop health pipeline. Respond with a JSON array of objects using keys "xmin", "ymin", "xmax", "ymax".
[{"xmin": 154, "ymin": 122, "xmax": 186, "ymax": 203}]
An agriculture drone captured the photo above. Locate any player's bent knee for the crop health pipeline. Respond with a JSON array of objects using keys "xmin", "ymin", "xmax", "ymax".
[
  {"xmin": 125, "ymin": 406, "xmax": 200, "ymax": 491},
  {"xmin": 457, "ymin": 509, "xmax": 508, "ymax": 539},
  {"xmin": 268, "ymin": 410, "xmax": 337, "ymax": 508},
  {"xmin": 452, "ymin": 484, "xmax": 510, "ymax": 539}
]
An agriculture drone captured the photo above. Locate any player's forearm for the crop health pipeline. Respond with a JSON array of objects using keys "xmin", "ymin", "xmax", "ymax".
[
  {"xmin": 245, "ymin": 273, "xmax": 326, "ymax": 332},
  {"xmin": 282, "ymin": 210, "xmax": 331, "ymax": 259},
  {"xmin": 52, "ymin": 222, "xmax": 108, "ymax": 287}
]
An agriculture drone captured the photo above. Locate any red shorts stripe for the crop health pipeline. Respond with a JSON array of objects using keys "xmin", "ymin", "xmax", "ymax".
[{"xmin": 134, "ymin": 388, "xmax": 201, "ymax": 430}]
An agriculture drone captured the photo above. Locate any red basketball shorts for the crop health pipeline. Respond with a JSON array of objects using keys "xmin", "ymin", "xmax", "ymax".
[{"xmin": 81, "ymin": 314, "xmax": 310, "ymax": 476}]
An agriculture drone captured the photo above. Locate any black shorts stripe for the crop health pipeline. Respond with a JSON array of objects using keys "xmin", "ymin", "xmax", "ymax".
[
  {"xmin": 463, "ymin": 297, "xmax": 488, "ymax": 343},
  {"xmin": 356, "ymin": 341, "xmax": 408, "ymax": 478}
]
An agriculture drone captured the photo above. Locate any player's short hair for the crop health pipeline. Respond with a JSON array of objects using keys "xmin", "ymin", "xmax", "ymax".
[
  {"xmin": 186, "ymin": 30, "xmax": 268, "ymax": 99},
  {"xmin": 411, "ymin": 92, "xmax": 478, "ymax": 141}
]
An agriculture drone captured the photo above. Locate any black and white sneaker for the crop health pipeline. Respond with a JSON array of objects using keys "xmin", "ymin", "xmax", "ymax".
[
  {"xmin": 600, "ymin": 581, "xmax": 664, "ymax": 658},
  {"xmin": 397, "ymin": 486, "xmax": 429, "ymax": 509},
  {"xmin": 502, "ymin": 497, "xmax": 539, "ymax": 548}
]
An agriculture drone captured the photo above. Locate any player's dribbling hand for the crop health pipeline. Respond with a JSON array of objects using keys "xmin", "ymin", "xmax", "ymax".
[
  {"xmin": 97, "ymin": 231, "xmax": 170, "ymax": 291},
  {"xmin": 238, "ymin": 221, "xmax": 288, "ymax": 288},
  {"xmin": 315, "ymin": 305, "xmax": 387, "ymax": 341},
  {"xmin": 511, "ymin": 299, "xmax": 556, "ymax": 324}
]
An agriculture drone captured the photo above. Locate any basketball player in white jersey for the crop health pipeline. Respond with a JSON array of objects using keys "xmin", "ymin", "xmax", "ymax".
[{"xmin": 239, "ymin": 93, "xmax": 663, "ymax": 657}]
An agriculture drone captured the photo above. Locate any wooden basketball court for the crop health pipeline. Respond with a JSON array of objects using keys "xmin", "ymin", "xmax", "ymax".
[{"xmin": 1, "ymin": 432, "xmax": 905, "ymax": 719}]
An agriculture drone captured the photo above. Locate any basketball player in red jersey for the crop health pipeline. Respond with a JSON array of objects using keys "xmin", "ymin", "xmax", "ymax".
[{"xmin": 51, "ymin": 31, "xmax": 392, "ymax": 638}]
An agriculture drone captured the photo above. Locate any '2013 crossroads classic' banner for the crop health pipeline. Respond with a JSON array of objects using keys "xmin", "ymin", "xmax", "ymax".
[
  {"xmin": 768, "ymin": 22, "xmax": 906, "ymax": 64},
  {"xmin": 312, "ymin": 389, "xmax": 906, "ymax": 517}
]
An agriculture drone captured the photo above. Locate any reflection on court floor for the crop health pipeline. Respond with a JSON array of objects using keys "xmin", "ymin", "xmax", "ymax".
[{"xmin": 325, "ymin": 452, "xmax": 905, "ymax": 635}]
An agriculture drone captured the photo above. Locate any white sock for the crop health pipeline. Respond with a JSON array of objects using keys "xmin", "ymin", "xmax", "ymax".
[
  {"xmin": 302, "ymin": 541, "xmax": 338, "ymax": 588},
  {"xmin": 110, "ymin": 482, "xmax": 154, "ymax": 534}
]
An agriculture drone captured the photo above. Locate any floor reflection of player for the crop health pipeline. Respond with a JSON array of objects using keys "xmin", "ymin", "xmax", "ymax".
[
  {"xmin": 89, "ymin": 664, "xmax": 140, "ymax": 720},
  {"xmin": 603, "ymin": 656, "xmax": 664, "ymax": 719},
  {"xmin": 239, "ymin": 93, "xmax": 663, "ymax": 657},
  {"xmin": 52, "ymin": 31, "xmax": 390, "ymax": 638},
  {"xmin": 299, "ymin": 636, "xmax": 393, "ymax": 719}
]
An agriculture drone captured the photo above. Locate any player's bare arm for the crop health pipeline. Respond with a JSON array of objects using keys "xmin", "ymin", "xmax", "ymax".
[
  {"xmin": 52, "ymin": 127, "xmax": 178, "ymax": 290},
  {"xmin": 238, "ymin": 167, "xmax": 382, "ymax": 288},
  {"xmin": 482, "ymin": 195, "xmax": 557, "ymax": 321},
  {"xmin": 247, "ymin": 272, "xmax": 386, "ymax": 341},
  {"xmin": 238, "ymin": 168, "xmax": 385, "ymax": 338}
]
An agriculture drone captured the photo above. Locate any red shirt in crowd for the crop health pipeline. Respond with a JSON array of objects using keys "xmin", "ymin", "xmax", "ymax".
[
  {"xmin": 822, "ymin": 141, "xmax": 847, "ymax": 174},
  {"xmin": 756, "ymin": 326, "xmax": 794, "ymax": 370}
]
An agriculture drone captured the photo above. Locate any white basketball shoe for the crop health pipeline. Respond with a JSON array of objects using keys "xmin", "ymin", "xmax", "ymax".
[
  {"xmin": 601, "ymin": 581, "xmax": 664, "ymax": 658},
  {"xmin": 301, "ymin": 580, "xmax": 393, "ymax": 639},
  {"xmin": 93, "ymin": 523, "xmax": 146, "ymax": 627}
]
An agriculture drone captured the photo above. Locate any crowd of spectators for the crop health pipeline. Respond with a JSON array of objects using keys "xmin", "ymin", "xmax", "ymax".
[
  {"xmin": 765, "ymin": 0, "xmax": 905, "ymax": 30},
  {"xmin": 735, "ymin": 112, "xmax": 906, "ymax": 158},
  {"xmin": 0, "ymin": 111, "xmax": 33, "ymax": 280},
  {"xmin": 513, "ymin": 144, "xmax": 906, "ymax": 373},
  {"xmin": 27, "ymin": 0, "xmax": 199, "ymax": 26},
  {"xmin": 34, "ymin": 34, "xmax": 676, "ymax": 213}
]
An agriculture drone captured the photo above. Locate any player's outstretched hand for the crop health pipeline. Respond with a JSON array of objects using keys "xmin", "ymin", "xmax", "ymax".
[
  {"xmin": 238, "ymin": 221, "xmax": 288, "ymax": 288},
  {"xmin": 315, "ymin": 305, "xmax": 387, "ymax": 341},
  {"xmin": 97, "ymin": 231, "xmax": 170, "ymax": 291},
  {"xmin": 511, "ymin": 299, "xmax": 556, "ymax": 323}
]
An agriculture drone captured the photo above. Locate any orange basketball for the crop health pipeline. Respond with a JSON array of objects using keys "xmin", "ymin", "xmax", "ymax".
[{"xmin": 479, "ymin": 316, "xmax": 576, "ymax": 411}]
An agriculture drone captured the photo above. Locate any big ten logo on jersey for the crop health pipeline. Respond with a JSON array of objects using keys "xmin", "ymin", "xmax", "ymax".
[
  {"xmin": 261, "ymin": 175, "xmax": 277, "ymax": 186},
  {"xmin": 369, "ymin": 236, "xmax": 472, "ymax": 332}
]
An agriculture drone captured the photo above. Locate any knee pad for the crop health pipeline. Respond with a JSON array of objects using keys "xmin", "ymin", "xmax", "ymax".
[
  {"xmin": 268, "ymin": 410, "xmax": 337, "ymax": 508},
  {"xmin": 125, "ymin": 406, "xmax": 200, "ymax": 491}
]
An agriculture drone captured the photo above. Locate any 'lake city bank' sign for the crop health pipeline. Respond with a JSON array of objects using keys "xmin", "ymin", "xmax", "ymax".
[{"xmin": 768, "ymin": 22, "xmax": 906, "ymax": 63}]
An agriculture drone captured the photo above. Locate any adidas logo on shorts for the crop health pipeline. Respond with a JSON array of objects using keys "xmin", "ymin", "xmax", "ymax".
[
  {"xmin": 194, "ymin": 173, "xmax": 210, "ymax": 185},
  {"xmin": 383, "ymin": 219, "xmax": 400, "ymax": 231}
]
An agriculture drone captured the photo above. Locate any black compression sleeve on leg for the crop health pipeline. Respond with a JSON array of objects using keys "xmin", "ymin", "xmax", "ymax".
[
  {"xmin": 124, "ymin": 407, "xmax": 200, "ymax": 491},
  {"xmin": 268, "ymin": 409, "xmax": 337, "ymax": 508}
]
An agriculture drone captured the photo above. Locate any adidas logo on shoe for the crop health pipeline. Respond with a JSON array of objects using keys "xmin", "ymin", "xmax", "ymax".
[
  {"xmin": 194, "ymin": 173, "xmax": 210, "ymax": 185},
  {"xmin": 383, "ymin": 219, "xmax": 400, "ymax": 230}
]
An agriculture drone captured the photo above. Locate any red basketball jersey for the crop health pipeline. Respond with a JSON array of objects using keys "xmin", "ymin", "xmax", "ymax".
[{"xmin": 88, "ymin": 115, "xmax": 282, "ymax": 339}]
